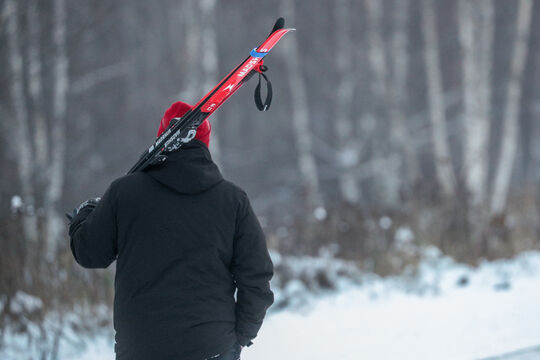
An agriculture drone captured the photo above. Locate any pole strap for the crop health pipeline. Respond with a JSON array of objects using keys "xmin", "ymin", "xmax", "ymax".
[{"xmin": 254, "ymin": 65, "xmax": 272, "ymax": 111}]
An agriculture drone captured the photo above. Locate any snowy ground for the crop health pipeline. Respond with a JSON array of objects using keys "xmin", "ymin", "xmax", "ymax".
[
  {"xmin": 29, "ymin": 250, "xmax": 540, "ymax": 359},
  {"xmin": 243, "ymin": 252, "xmax": 540, "ymax": 360}
]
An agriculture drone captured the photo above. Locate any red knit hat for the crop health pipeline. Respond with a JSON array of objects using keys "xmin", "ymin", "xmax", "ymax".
[{"xmin": 157, "ymin": 101, "xmax": 211, "ymax": 147}]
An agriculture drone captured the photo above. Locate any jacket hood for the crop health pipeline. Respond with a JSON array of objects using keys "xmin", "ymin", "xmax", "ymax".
[{"xmin": 145, "ymin": 139, "xmax": 223, "ymax": 195}]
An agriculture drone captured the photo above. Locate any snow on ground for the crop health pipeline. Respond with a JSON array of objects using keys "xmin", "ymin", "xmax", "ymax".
[
  {"xmin": 77, "ymin": 336, "xmax": 116, "ymax": 360},
  {"xmin": 72, "ymin": 250, "xmax": 540, "ymax": 359}
]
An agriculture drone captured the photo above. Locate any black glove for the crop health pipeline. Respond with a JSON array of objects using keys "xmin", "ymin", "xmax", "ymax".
[{"xmin": 65, "ymin": 197, "xmax": 101, "ymax": 223}]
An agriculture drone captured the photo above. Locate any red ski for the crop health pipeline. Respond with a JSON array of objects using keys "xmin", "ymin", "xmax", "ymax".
[{"xmin": 128, "ymin": 18, "xmax": 294, "ymax": 174}]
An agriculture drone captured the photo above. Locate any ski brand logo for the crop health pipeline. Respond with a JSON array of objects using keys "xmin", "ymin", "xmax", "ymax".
[
  {"xmin": 163, "ymin": 129, "xmax": 197, "ymax": 151},
  {"xmin": 180, "ymin": 129, "xmax": 197, "ymax": 143},
  {"xmin": 224, "ymin": 84, "xmax": 235, "ymax": 92},
  {"xmin": 238, "ymin": 59, "xmax": 259, "ymax": 77},
  {"xmin": 149, "ymin": 127, "xmax": 173, "ymax": 152},
  {"xmin": 206, "ymin": 103, "xmax": 217, "ymax": 112}
]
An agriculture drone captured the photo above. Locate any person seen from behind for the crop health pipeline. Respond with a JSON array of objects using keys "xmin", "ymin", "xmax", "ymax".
[{"xmin": 68, "ymin": 101, "xmax": 274, "ymax": 360}]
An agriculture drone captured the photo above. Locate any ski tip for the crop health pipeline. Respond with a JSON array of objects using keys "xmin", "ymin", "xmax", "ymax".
[{"xmin": 271, "ymin": 17, "xmax": 285, "ymax": 34}]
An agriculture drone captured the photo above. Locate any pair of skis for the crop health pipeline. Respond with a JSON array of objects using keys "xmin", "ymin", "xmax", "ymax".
[{"xmin": 127, "ymin": 18, "xmax": 294, "ymax": 174}]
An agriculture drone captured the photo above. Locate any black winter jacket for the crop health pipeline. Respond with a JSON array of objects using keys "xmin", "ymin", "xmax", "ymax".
[{"xmin": 69, "ymin": 139, "xmax": 274, "ymax": 360}]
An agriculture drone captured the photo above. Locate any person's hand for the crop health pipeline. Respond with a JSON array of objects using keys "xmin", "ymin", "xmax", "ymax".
[{"xmin": 66, "ymin": 198, "xmax": 101, "ymax": 223}]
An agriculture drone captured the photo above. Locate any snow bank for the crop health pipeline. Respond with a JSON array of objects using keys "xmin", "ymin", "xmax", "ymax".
[
  {"xmin": 0, "ymin": 304, "xmax": 111, "ymax": 360},
  {"xmin": 9, "ymin": 291, "xmax": 43, "ymax": 314},
  {"xmin": 270, "ymin": 247, "xmax": 364, "ymax": 310}
]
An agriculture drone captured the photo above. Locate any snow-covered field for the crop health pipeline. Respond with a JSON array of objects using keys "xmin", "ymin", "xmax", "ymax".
[
  {"xmin": 31, "ymin": 250, "xmax": 540, "ymax": 359},
  {"xmin": 243, "ymin": 251, "xmax": 540, "ymax": 360}
]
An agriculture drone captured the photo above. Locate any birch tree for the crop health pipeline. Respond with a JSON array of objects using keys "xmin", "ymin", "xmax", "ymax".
[
  {"xmin": 334, "ymin": 0, "xmax": 360, "ymax": 203},
  {"xmin": 180, "ymin": 0, "xmax": 201, "ymax": 103},
  {"xmin": 389, "ymin": 0, "xmax": 419, "ymax": 193},
  {"xmin": 4, "ymin": 0, "xmax": 39, "ymax": 244},
  {"xmin": 458, "ymin": 0, "xmax": 494, "ymax": 210},
  {"xmin": 199, "ymin": 0, "xmax": 222, "ymax": 168},
  {"xmin": 365, "ymin": 0, "xmax": 400, "ymax": 206},
  {"xmin": 365, "ymin": 0, "xmax": 387, "ymax": 103},
  {"xmin": 27, "ymin": 0, "xmax": 49, "ymax": 178},
  {"xmin": 421, "ymin": 0, "xmax": 457, "ymax": 198},
  {"xmin": 280, "ymin": 0, "xmax": 323, "ymax": 211},
  {"xmin": 490, "ymin": 0, "xmax": 533, "ymax": 216},
  {"xmin": 45, "ymin": 0, "xmax": 69, "ymax": 258}
]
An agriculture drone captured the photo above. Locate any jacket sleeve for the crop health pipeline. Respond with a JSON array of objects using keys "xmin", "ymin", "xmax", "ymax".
[
  {"xmin": 231, "ymin": 191, "xmax": 274, "ymax": 347},
  {"xmin": 69, "ymin": 182, "xmax": 118, "ymax": 269}
]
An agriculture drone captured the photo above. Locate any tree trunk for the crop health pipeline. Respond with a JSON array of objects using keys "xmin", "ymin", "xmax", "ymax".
[
  {"xmin": 389, "ymin": 0, "xmax": 419, "ymax": 194},
  {"xmin": 334, "ymin": 0, "xmax": 360, "ymax": 203},
  {"xmin": 121, "ymin": 2, "xmax": 141, "ymax": 120},
  {"xmin": 421, "ymin": 0, "xmax": 457, "ymax": 198},
  {"xmin": 4, "ymin": 0, "xmax": 39, "ymax": 244},
  {"xmin": 490, "ymin": 0, "xmax": 533, "ymax": 216},
  {"xmin": 365, "ymin": 0, "xmax": 400, "ymax": 206},
  {"xmin": 27, "ymin": 0, "xmax": 49, "ymax": 174},
  {"xmin": 458, "ymin": 0, "xmax": 494, "ymax": 209},
  {"xmin": 45, "ymin": 0, "xmax": 69, "ymax": 259},
  {"xmin": 180, "ymin": 0, "xmax": 201, "ymax": 103},
  {"xmin": 199, "ymin": 0, "xmax": 222, "ymax": 168},
  {"xmin": 280, "ymin": 0, "xmax": 323, "ymax": 212},
  {"xmin": 365, "ymin": 0, "xmax": 388, "ymax": 103}
]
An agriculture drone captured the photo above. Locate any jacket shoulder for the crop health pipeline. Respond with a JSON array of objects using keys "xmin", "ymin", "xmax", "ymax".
[
  {"xmin": 219, "ymin": 179, "xmax": 248, "ymax": 199},
  {"xmin": 106, "ymin": 172, "xmax": 151, "ymax": 196},
  {"xmin": 218, "ymin": 180, "xmax": 255, "ymax": 224}
]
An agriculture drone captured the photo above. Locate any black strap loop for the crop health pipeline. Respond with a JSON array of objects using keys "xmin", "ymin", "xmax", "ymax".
[{"xmin": 254, "ymin": 71, "xmax": 272, "ymax": 111}]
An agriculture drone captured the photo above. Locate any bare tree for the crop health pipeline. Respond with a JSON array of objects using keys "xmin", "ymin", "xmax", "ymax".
[
  {"xmin": 27, "ymin": 0, "xmax": 49, "ymax": 175},
  {"xmin": 365, "ymin": 0, "xmax": 388, "ymax": 104},
  {"xmin": 421, "ymin": 0, "xmax": 457, "ymax": 198},
  {"xmin": 4, "ymin": 0, "xmax": 39, "ymax": 244},
  {"xmin": 45, "ymin": 0, "xmax": 69, "ymax": 258},
  {"xmin": 490, "ymin": 0, "xmax": 534, "ymax": 216},
  {"xmin": 199, "ymin": 0, "xmax": 222, "ymax": 168},
  {"xmin": 458, "ymin": 0, "xmax": 494, "ymax": 211},
  {"xmin": 365, "ymin": 0, "xmax": 400, "ymax": 206},
  {"xmin": 280, "ymin": 0, "xmax": 323, "ymax": 212},
  {"xmin": 180, "ymin": 0, "xmax": 201, "ymax": 103},
  {"xmin": 334, "ymin": 0, "xmax": 360, "ymax": 203},
  {"xmin": 389, "ymin": 0, "xmax": 419, "ymax": 193}
]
